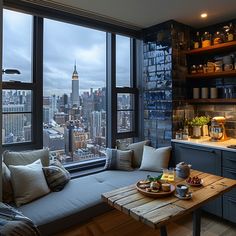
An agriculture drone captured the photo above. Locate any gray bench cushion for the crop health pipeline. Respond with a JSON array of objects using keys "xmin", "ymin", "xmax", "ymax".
[{"xmin": 18, "ymin": 169, "xmax": 160, "ymax": 235}]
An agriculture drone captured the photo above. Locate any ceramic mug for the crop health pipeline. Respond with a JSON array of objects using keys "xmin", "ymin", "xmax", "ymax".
[{"xmin": 176, "ymin": 184, "xmax": 189, "ymax": 197}]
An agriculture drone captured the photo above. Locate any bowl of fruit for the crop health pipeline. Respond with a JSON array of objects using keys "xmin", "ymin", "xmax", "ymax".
[{"xmin": 186, "ymin": 176, "xmax": 203, "ymax": 186}]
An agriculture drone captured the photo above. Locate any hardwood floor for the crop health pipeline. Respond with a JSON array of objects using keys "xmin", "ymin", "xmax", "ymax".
[{"xmin": 55, "ymin": 210, "xmax": 236, "ymax": 236}]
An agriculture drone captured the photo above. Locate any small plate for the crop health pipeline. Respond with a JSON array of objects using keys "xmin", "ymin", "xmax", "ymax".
[
  {"xmin": 186, "ymin": 179, "xmax": 203, "ymax": 186},
  {"xmin": 175, "ymin": 192, "xmax": 192, "ymax": 200}
]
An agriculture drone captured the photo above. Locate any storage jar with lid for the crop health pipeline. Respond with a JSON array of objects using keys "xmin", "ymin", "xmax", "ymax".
[{"xmin": 202, "ymin": 32, "xmax": 211, "ymax": 48}]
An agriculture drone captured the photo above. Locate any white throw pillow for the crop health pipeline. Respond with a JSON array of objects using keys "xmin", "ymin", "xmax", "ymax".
[
  {"xmin": 127, "ymin": 140, "xmax": 150, "ymax": 168},
  {"xmin": 9, "ymin": 159, "xmax": 50, "ymax": 207},
  {"xmin": 139, "ymin": 146, "xmax": 171, "ymax": 172}
]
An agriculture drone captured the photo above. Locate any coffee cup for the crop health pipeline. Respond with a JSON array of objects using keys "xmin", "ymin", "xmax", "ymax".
[{"xmin": 176, "ymin": 184, "xmax": 189, "ymax": 197}]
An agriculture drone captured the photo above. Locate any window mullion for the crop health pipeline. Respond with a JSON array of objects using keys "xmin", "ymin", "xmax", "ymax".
[
  {"xmin": 106, "ymin": 33, "xmax": 117, "ymax": 148},
  {"xmin": 32, "ymin": 16, "xmax": 43, "ymax": 148}
]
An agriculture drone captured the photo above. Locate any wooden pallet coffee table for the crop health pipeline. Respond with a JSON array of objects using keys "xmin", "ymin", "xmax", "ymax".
[{"xmin": 102, "ymin": 170, "xmax": 236, "ymax": 236}]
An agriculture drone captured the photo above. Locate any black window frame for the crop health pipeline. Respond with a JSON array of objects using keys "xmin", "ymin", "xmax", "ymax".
[
  {"xmin": 2, "ymin": 12, "xmax": 43, "ymax": 151},
  {"xmin": 107, "ymin": 35, "xmax": 139, "ymax": 148}
]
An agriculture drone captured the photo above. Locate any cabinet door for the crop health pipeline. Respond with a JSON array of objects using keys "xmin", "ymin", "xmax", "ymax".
[
  {"xmin": 172, "ymin": 143, "xmax": 221, "ymax": 174},
  {"xmin": 172, "ymin": 142, "xmax": 222, "ymax": 217}
]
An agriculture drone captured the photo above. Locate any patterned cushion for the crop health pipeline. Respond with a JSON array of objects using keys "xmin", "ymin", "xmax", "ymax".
[
  {"xmin": 43, "ymin": 160, "xmax": 71, "ymax": 192},
  {"xmin": 2, "ymin": 162, "xmax": 14, "ymax": 203},
  {"xmin": 104, "ymin": 148, "xmax": 133, "ymax": 171},
  {"xmin": 0, "ymin": 202, "xmax": 40, "ymax": 236}
]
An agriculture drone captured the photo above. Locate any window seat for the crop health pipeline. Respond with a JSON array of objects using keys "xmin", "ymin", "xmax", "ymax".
[{"xmin": 17, "ymin": 169, "xmax": 160, "ymax": 235}]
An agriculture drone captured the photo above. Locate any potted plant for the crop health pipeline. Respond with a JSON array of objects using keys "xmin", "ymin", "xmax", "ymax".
[{"xmin": 189, "ymin": 116, "xmax": 210, "ymax": 138}]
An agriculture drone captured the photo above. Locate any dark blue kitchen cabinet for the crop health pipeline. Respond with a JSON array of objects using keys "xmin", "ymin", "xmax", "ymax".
[
  {"xmin": 172, "ymin": 142, "xmax": 222, "ymax": 217},
  {"xmin": 222, "ymin": 151, "xmax": 236, "ymax": 223}
]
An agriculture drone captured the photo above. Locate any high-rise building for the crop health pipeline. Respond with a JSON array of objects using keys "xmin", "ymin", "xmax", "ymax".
[
  {"xmin": 2, "ymin": 104, "xmax": 25, "ymax": 143},
  {"xmin": 71, "ymin": 63, "xmax": 80, "ymax": 108}
]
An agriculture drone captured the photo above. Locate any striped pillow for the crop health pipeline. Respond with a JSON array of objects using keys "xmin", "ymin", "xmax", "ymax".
[
  {"xmin": 43, "ymin": 161, "xmax": 70, "ymax": 192},
  {"xmin": 105, "ymin": 148, "xmax": 133, "ymax": 171}
]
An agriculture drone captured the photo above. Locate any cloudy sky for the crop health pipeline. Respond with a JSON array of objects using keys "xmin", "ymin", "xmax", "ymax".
[{"xmin": 3, "ymin": 9, "xmax": 130, "ymax": 97}]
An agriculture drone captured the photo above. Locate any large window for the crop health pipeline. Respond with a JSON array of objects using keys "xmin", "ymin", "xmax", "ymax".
[
  {"xmin": 43, "ymin": 19, "xmax": 106, "ymax": 165},
  {"xmin": 2, "ymin": 9, "xmax": 34, "ymax": 145},
  {"xmin": 2, "ymin": 6, "xmax": 139, "ymax": 168}
]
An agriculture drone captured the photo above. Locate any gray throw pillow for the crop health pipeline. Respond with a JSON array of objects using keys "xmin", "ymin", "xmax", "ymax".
[
  {"xmin": 105, "ymin": 148, "xmax": 133, "ymax": 171},
  {"xmin": 139, "ymin": 145, "xmax": 172, "ymax": 172},
  {"xmin": 3, "ymin": 149, "xmax": 50, "ymax": 167},
  {"xmin": 127, "ymin": 140, "xmax": 150, "ymax": 168},
  {"xmin": 9, "ymin": 159, "xmax": 50, "ymax": 207},
  {"xmin": 43, "ymin": 160, "xmax": 71, "ymax": 192},
  {"xmin": 2, "ymin": 162, "xmax": 14, "ymax": 203}
]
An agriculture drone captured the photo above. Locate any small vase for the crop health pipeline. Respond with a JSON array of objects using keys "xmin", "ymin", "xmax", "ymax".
[{"xmin": 192, "ymin": 126, "xmax": 201, "ymax": 138}]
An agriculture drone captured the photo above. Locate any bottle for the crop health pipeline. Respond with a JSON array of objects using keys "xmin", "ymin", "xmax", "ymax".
[
  {"xmin": 202, "ymin": 32, "xmax": 211, "ymax": 48},
  {"xmin": 193, "ymin": 32, "xmax": 201, "ymax": 49},
  {"xmin": 226, "ymin": 23, "xmax": 234, "ymax": 42},
  {"xmin": 213, "ymin": 31, "xmax": 223, "ymax": 45}
]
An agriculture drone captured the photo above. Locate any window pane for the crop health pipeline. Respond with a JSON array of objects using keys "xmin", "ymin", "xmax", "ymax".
[
  {"xmin": 117, "ymin": 93, "xmax": 134, "ymax": 110},
  {"xmin": 2, "ymin": 90, "xmax": 32, "ymax": 112},
  {"xmin": 3, "ymin": 9, "xmax": 32, "ymax": 82},
  {"xmin": 2, "ymin": 90, "xmax": 32, "ymax": 144},
  {"xmin": 116, "ymin": 35, "xmax": 131, "ymax": 87},
  {"xmin": 2, "ymin": 113, "xmax": 32, "ymax": 144},
  {"xmin": 43, "ymin": 19, "xmax": 106, "ymax": 165},
  {"xmin": 117, "ymin": 111, "xmax": 134, "ymax": 133}
]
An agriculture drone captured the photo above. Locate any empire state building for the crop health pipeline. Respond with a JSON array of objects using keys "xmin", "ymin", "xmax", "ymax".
[{"xmin": 71, "ymin": 63, "xmax": 80, "ymax": 108}]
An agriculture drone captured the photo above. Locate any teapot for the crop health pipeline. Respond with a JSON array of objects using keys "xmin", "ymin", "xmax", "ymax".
[{"xmin": 176, "ymin": 162, "xmax": 192, "ymax": 179}]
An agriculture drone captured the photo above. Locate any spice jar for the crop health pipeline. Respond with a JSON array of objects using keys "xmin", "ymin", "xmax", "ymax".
[
  {"xmin": 202, "ymin": 32, "xmax": 211, "ymax": 48},
  {"xmin": 215, "ymin": 59, "xmax": 223, "ymax": 72},
  {"xmin": 175, "ymin": 130, "xmax": 183, "ymax": 140},
  {"xmin": 197, "ymin": 64, "xmax": 204, "ymax": 73},
  {"xmin": 190, "ymin": 65, "xmax": 197, "ymax": 74},
  {"xmin": 207, "ymin": 61, "xmax": 215, "ymax": 73}
]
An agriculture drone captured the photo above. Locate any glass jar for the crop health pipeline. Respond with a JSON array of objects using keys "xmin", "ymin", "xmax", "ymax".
[
  {"xmin": 193, "ymin": 31, "xmax": 201, "ymax": 49},
  {"xmin": 224, "ymin": 23, "xmax": 235, "ymax": 42},
  {"xmin": 213, "ymin": 31, "xmax": 224, "ymax": 45},
  {"xmin": 175, "ymin": 130, "xmax": 183, "ymax": 140},
  {"xmin": 202, "ymin": 32, "xmax": 211, "ymax": 48},
  {"xmin": 197, "ymin": 64, "xmax": 204, "ymax": 73},
  {"xmin": 190, "ymin": 65, "xmax": 197, "ymax": 74}
]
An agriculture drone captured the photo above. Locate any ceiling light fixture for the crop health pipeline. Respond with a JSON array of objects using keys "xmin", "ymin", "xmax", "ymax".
[{"xmin": 201, "ymin": 13, "xmax": 208, "ymax": 18}]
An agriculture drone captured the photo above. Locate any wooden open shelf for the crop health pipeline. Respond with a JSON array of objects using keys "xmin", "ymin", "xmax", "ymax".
[
  {"xmin": 186, "ymin": 41, "xmax": 236, "ymax": 55},
  {"xmin": 187, "ymin": 98, "xmax": 236, "ymax": 104},
  {"xmin": 186, "ymin": 70, "xmax": 236, "ymax": 79}
]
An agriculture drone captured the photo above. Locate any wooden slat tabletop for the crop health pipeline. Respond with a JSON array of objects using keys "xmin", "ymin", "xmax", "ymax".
[{"xmin": 101, "ymin": 170, "xmax": 236, "ymax": 229}]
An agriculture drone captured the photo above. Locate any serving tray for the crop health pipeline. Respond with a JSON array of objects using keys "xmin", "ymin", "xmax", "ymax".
[{"xmin": 136, "ymin": 181, "xmax": 175, "ymax": 198}]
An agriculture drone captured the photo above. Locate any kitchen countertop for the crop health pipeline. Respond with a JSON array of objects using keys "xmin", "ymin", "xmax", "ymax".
[{"xmin": 171, "ymin": 137, "xmax": 236, "ymax": 152}]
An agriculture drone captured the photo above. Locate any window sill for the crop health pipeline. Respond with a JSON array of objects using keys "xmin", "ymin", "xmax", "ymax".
[
  {"xmin": 64, "ymin": 157, "xmax": 106, "ymax": 179},
  {"xmin": 70, "ymin": 166, "xmax": 106, "ymax": 179}
]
